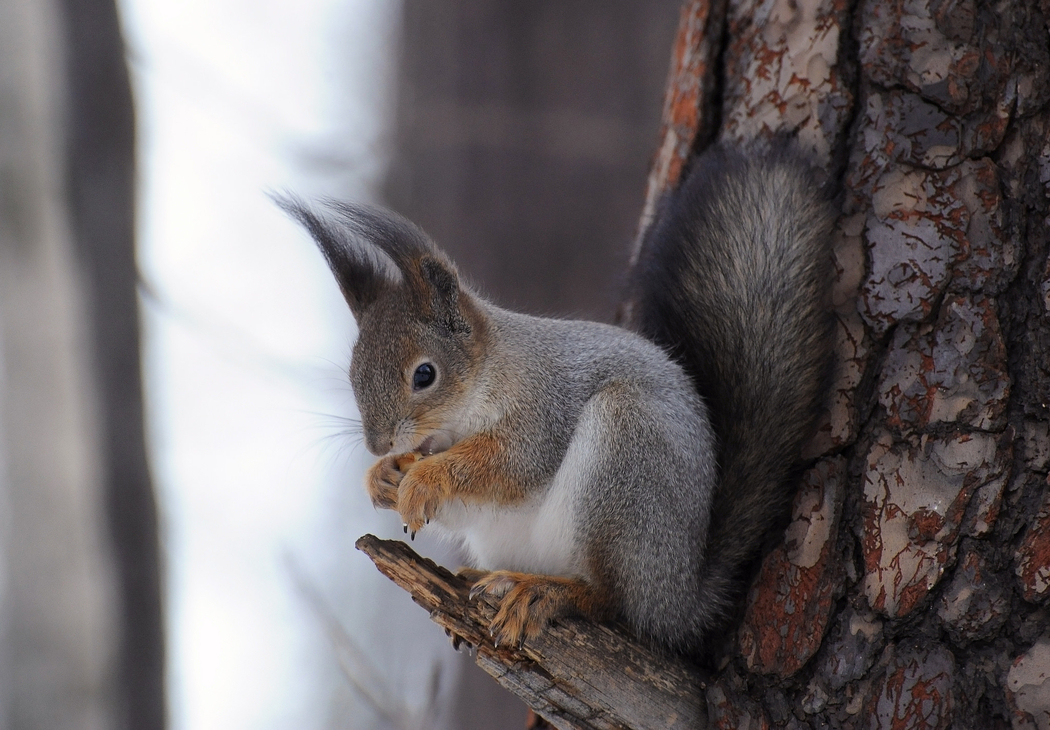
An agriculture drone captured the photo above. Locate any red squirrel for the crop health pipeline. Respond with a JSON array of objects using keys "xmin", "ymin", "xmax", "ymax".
[{"xmin": 280, "ymin": 145, "xmax": 835, "ymax": 654}]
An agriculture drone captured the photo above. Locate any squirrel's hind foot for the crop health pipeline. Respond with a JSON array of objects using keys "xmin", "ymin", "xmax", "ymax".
[
  {"xmin": 456, "ymin": 566, "xmax": 488, "ymax": 584},
  {"xmin": 467, "ymin": 570, "xmax": 612, "ymax": 649}
]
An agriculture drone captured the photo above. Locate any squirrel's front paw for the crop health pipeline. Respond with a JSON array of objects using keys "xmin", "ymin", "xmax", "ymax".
[
  {"xmin": 365, "ymin": 453, "xmax": 419, "ymax": 510},
  {"xmin": 396, "ymin": 460, "xmax": 448, "ymax": 535}
]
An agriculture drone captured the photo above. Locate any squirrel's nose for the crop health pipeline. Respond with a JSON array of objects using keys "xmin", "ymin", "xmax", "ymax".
[{"xmin": 364, "ymin": 432, "xmax": 393, "ymax": 456}]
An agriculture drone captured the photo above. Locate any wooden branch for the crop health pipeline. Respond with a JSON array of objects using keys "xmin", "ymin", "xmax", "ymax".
[{"xmin": 356, "ymin": 534, "xmax": 709, "ymax": 730}]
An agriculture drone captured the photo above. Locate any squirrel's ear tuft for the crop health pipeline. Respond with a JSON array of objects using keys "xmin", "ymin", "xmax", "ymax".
[
  {"xmin": 419, "ymin": 256, "xmax": 471, "ymax": 336},
  {"xmin": 325, "ymin": 203, "xmax": 471, "ymax": 333},
  {"xmin": 325, "ymin": 201, "xmax": 438, "ymax": 272},
  {"xmin": 274, "ymin": 194, "xmax": 470, "ymax": 331},
  {"xmin": 273, "ymin": 194, "xmax": 411, "ymax": 318}
]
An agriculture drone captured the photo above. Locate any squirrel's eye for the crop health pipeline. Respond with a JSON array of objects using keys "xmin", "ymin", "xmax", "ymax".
[{"xmin": 412, "ymin": 363, "xmax": 436, "ymax": 390}]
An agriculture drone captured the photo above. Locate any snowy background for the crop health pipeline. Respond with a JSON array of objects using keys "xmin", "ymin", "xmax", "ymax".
[{"xmin": 118, "ymin": 1, "xmax": 464, "ymax": 727}]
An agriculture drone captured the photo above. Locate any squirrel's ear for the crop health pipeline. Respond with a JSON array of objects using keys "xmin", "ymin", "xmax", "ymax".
[
  {"xmin": 273, "ymin": 195, "xmax": 408, "ymax": 319},
  {"xmin": 321, "ymin": 203, "xmax": 471, "ymax": 334},
  {"xmin": 275, "ymin": 195, "xmax": 470, "ymax": 332},
  {"xmin": 331, "ymin": 206, "xmax": 472, "ymax": 336},
  {"xmin": 419, "ymin": 256, "xmax": 471, "ymax": 336}
]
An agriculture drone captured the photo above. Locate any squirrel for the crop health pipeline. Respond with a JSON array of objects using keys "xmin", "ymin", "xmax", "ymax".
[{"xmin": 279, "ymin": 144, "xmax": 835, "ymax": 656}]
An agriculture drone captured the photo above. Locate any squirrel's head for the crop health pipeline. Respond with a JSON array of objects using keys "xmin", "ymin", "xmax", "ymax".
[{"xmin": 277, "ymin": 196, "xmax": 487, "ymax": 457}]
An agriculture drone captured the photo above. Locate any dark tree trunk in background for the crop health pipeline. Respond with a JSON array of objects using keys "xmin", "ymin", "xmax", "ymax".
[
  {"xmin": 0, "ymin": 0, "xmax": 165, "ymax": 728},
  {"xmin": 386, "ymin": 1, "xmax": 680, "ymax": 726},
  {"xmin": 58, "ymin": 1, "xmax": 166, "ymax": 729},
  {"xmin": 387, "ymin": 0, "xmax": 681, "ymax": 323}
]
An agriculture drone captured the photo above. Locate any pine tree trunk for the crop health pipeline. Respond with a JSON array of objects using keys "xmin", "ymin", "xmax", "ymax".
[{"xmin": 638, "ymin": 0, "xmax": 1050, "ymax": 726}]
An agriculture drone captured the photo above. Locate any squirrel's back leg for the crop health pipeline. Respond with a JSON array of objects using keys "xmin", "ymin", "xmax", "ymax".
[
  {"xmin": 467, "ymin": 377, "xmax": 716, "ymax": 650},
  {"xmin": 467, "ymin": 570, "xmax": 614, "ymax": 648},
  {"xmin": 575, "ymin": 379, "xmax": 717, "ymax": 652},
  {"xmin": 455, "ymin": 566, "xmax": 489, "ymax": 583}
]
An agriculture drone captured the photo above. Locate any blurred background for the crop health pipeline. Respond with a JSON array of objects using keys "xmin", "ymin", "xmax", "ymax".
[{"xmin": 0, "ymin": 0, "xmax": 677, "ymax": 728}]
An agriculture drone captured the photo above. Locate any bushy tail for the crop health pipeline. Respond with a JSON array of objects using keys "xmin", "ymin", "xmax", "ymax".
[{"xmin": 622, "ymin": 145, "xmax": 836, "ymax": 641}]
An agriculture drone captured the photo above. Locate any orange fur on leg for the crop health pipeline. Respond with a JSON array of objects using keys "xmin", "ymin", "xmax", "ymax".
[
  {"xmin": 396, "ymin": 432, "xmax": 526, "ymax": 532},
  {"xmin": 468, "ymin": 571, "xmax": 614, "ymax": 648}
]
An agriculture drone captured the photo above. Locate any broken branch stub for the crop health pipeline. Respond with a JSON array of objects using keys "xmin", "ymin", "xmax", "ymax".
[{"xmin": 355, "ymin": 534, "xmax": 709, "ymax": 730}]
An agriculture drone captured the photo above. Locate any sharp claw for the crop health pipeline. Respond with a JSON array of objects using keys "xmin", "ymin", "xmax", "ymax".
[
  {"xmin": 410, "ymin": 530, "xmax": 416, "ymax": 541},
  {"xmin": 403, "ymin": 524, "xmax": 408, "ymax": 534},
  {"xmin": 468, "ymin": 585, "xmax": 483, "ymax": 601}
]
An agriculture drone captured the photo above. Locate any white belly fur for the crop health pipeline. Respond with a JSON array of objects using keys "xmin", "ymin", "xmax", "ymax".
[{"xmin": 430, "ymin": 412, "xmax": 599, "ymax": 578}]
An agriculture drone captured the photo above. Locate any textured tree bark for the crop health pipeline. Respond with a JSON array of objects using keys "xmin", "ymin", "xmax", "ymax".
[
  {"xmin": 370, "ymin": 0, "xmax": 1050, "ymax": 727},
  {"xmin": 630, "ymin": 0, "xmax": 1050, "ymax": 728}
]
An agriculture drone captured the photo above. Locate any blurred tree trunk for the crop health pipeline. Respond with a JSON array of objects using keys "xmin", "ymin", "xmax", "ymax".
[
  {"xmin": 386, "ymin": 1, "xmax": 679, "ymax": 727},
  {"xmin": 622, "ymin": 0, "xmax": 1050, "ymax": 727},
  {"xmin": 387, "ymin": 0, "xmax": 680, "ymax": 323},
  {"xmin": 0, "ymin": 0, "xmax": 164, "ymax": 729}
]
